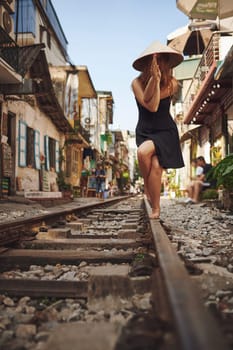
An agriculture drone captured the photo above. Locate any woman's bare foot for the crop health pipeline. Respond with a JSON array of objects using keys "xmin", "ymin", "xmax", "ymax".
[{"xmin": 149, "ymin": 208, "xmax": 160, "ymax": 219}]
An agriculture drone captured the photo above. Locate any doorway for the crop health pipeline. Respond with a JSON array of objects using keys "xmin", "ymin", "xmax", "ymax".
[{"xmin": 0, "ymin": 110, "xmax": 16, "ymax": 196}]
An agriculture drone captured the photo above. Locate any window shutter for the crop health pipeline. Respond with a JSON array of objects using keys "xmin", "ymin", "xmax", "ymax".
[
  {"xmin": 66, "ymin": 146, "xmax": 72, "ymax": 176},
  {"xmin": 55, "ymin": 140, "xmax": 59, "ymax": 172},
  {"xmin": 44, "ymin": 135, "xmax": 50, "ymax": 170},
  {"xmin": 34, "ymin": 130, "xmax": 40, "ymax": 170},
  {"xmin": 18, "ymin": 121, "xmax": 27, "ymax": 167}
]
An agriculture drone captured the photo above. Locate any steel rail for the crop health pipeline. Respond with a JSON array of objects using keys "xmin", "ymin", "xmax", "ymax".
[
  {"xmin": 144, "ymin": 198, "xmax": 230, "ymax": 350},
  {"xmin": 0, "ymin": 196, "xmax": 127, "ymax": 246}
]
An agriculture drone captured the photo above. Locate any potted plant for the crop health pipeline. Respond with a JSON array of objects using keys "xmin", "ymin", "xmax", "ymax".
[{"xmin": 210, "ymin": 154, "xmax": 233, "ymax": 210}]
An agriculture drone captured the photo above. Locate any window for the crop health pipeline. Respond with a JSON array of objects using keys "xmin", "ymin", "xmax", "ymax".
[
  {"xmin": 18, "ymin": 121, "xmax": 40, "ymax": 169},
  {"xmin": 39, "ymin": 25, "xmax": 51, "ymax": 49},
  {"xmin": 66, "ymin": 148, "xmax": 79, "ymax": 176},
  {"xmin": 14, "ymin": 0, "xmax": 36, "ymax": 35},
  {"xmin": 26, "ymin": 126, "xmax": 34, "ymax": 167},
  {"xmin": 49, "ymin": 137, "xmax": 56, "ymax": 170},
  {"xmin": 44, "ymin": 135, "xmax": 59, "ymax": 172}
]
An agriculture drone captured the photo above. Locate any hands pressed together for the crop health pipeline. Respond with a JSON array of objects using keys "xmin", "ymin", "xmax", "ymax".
[{"xmin": 150, "ymin": 55, "xmax": 161, "ymax": 84}]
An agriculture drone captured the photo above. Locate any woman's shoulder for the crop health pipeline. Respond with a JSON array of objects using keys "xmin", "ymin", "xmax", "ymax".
[{"xmin": 131, "ymin": 77, "xmax": 140, "ymax": 89}]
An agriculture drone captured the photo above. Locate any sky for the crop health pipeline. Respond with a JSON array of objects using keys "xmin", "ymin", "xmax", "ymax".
[{"xmin": 53, "ymin": 1, "xmax": 188, "ymax": 132}]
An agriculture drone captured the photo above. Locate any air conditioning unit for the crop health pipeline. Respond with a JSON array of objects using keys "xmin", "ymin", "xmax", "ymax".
[
  {"xmin": 0, "ymin": 6, "xmax": 14, "ymax": 39},
  {"xmin": 0, "ymin": 0, "xmax": 15, "ymax": 13}
]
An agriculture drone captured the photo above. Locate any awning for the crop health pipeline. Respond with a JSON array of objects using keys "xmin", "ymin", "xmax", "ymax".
[
  {"xmin": 0, "ymin": 57, "xmax": 22, "ymax": 84},
  {"xmin": 0, "ymin": 41, "xmax": 75, "ymax": 134},
  {"xmin": 180, "ymin": 125, "xmax": 201, "ymax": 142},
  {"xmin": 183, "ymin": 62, "xmax": 231, "ymax": 124},
  {"xmin": 30, "ymin": 50, "xmax": 73, "ymax": 133},
  {"xmin": 184, "ymin": 63, "xmax": 217, "ymax": 124},
  {"xmin": 215, "ymin": 44, "xmax": 233, "ymax": 80},
  {"xmin": 0, "ymin": 44, "xmax": 46, "ymax": 90},
  {"xmin": 77, "ymin": 66, "xmax": 97, "ymax": 98},
  {"xmin": 0, "ymin": 42, "xmax": 45, "ymax": 79},
  {"xmin": 50, "ymin": 65, "xmax": 97, "ymax": 99},
  {"xmin": 66, "ymin": 133, "xmax": 89, "ymax": 148}
]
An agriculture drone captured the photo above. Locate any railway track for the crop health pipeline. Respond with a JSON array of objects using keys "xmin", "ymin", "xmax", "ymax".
[
  {"xmin": 0, "ymin": 195, "xmax": 231, "ymax": 350},
  {"xmin": 0, "ymin": 196, "xmax": 125, "ymax": 245}
]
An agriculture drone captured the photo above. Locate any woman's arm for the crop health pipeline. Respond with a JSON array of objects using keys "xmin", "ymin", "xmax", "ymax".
[
  {"xmin": 131, "ymin": 78, "xmax": 160, "ymax": 112},
  {"xmin": 132, "ymin": 56, "xmax": 161, "ymax": 112}
]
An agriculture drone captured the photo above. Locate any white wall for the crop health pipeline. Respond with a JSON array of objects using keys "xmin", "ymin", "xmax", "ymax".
[{"xmin": 7, "ymin": 99, "xmax": 64, "ymax": 191}]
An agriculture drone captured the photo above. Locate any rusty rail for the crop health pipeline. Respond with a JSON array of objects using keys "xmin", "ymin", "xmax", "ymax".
[
  {"xmin": 144, "ymin": 198, "xmax": 230, "ymax": 350},
  {"xmin": 0, "ymin": 196, "xmax": 128, "ymax": 246}
]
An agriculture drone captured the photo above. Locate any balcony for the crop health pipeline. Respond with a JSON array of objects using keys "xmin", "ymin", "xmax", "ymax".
[
  {"xmin": 66, "ymin": 120, "xmax": 90, "ymax": 147},
  {"xmin": 183, "ymin": 30, "xmax": 233, "ymax": 124}
]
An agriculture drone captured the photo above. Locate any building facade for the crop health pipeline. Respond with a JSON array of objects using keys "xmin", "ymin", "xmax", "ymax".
[
  {"xmin": 0, "ymin": 0, "xmax": 122, "ymax": 199},
  {"xmin": 172, "ymin": 23, "xmax": 233, "ymax": 193}
]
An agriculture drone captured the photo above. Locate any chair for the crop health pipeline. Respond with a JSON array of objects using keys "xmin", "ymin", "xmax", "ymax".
[{"xmin": 86, "ymin": 176, "xmax": 96, "ymax": 197}]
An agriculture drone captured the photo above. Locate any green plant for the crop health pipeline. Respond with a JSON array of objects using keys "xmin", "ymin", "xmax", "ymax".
[
  {"xmin": 134, "ymin": 253, "xmax": 145, "ymax": 262},
  {"xmin": 201, "ymin": 189, "xmax": 218, "ymax": 200},
  {"xmin": 56, "ymin": 171, "xmax": 71, "ymax": 191},
  {"xmin": 211, "ymin": 154, "xmax": 233, "ymax": 190}
]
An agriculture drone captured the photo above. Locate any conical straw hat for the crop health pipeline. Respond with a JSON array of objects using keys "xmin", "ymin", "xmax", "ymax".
[{"xmin": 132, "ymin": 41, "xmax": 183, "ymax": 71}]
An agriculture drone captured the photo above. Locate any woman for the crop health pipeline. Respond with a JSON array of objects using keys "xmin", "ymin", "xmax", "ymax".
[{"xmin": 131, "ymin": 41, "xmax": 184, "ymax": 219}]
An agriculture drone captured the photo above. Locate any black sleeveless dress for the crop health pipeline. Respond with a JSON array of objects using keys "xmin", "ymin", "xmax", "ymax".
[{"xmin": 135, "ymin": 97, "xmax": 184, "ymax": 169}]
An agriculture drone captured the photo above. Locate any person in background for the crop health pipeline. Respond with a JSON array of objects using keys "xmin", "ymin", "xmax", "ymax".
[
  {"xmin": 131, "ymin": 41, "xmax": 184, "ymax": 219},
  {"xmin": 95, "ymin": 164, "xmax": 106, "ymax": 199},
  {"xmin": 80, "ymin": 166, "xmax": 89, "ymax": 197},
  {"xmin": 115, "ymin": 168, "xmax": 123, "ymax": 195},
  {"xmin": 108, "ymin": 181, "xmax": 114, "ymax": 197},
  {"xmin": 185, "ymin": 158, "xmax": 203, "ymax": 203},
  {"xmin": 185, "ymin": 156, "xmax": 213, "ymax": 204}
]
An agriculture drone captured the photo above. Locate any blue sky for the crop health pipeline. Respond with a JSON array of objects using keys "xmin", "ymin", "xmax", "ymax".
[{"xmin": 53, "ymin": 1, "xmax": 188, "ymax": 132}]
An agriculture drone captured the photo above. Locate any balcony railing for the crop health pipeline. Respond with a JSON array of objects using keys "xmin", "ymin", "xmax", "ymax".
[{"xmin": 183, "ymin": 31, "xmax": 233, "ymax": 116}]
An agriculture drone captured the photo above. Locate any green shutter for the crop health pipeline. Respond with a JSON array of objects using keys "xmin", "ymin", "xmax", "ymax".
[
  {"xmin": 18, "ymin": 121, "xmax": 27, "ymax": 167},
  {"xmin": 44, "ymin": 135, "xmax": 50, "ymax": 170},
  {"xmin": 34, "ymin": 130, "xmax": 40, "ymax": 170}
]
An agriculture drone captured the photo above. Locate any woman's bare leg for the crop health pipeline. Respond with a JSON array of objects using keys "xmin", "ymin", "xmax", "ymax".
[
  {"xmin": 148, "ymin": 155, "xmax": 163, "ymax": 218},
  {"xmin": 137, "ymin": 141, "xmax": 155, "ymax": 201},
  {"xmin": 137, "ymin": 141, "xmax": 163, "ymax": 218}
]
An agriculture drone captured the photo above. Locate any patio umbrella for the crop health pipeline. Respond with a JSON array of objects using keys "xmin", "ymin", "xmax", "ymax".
[
  {"xmin": 176, "ymin": 0, "xmax": 233, "ymax": 20},
  {"xmin": 167, "ymin": 20, "xmax": 218, "ymax": 56}
]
